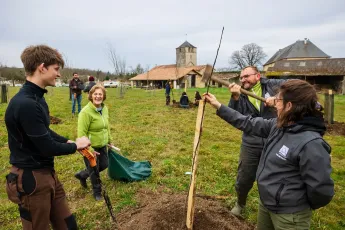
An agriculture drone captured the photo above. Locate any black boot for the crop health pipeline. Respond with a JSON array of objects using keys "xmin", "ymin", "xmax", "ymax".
[
  {"xmin": 93, "ymin": 193, "xmax": 102, "ymax": 201},
  {"xmin": 74, "ymin": 173, "xmax": 87, "ymax": 188}
]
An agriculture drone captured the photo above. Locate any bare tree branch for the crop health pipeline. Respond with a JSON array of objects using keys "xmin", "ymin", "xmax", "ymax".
[
  {"xmin": 107, "ymin": 43, "xmax": 127, "ymax": 80},
  {"xmin": 229, "ymin": 43, "xmax": 267, "ymax": 70},
  {"xmin": 60, "ymin": 53, "xmax": 74, "ymax": 83}
]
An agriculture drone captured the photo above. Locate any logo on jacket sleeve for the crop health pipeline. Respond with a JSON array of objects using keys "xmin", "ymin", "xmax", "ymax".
[
  {"xmin": 264, "ymin": 92, "xmax": 271, "ymax": 99},
  {"xmin": 276, "ymin": 145, "xmax": 289, "ymax": 160}
]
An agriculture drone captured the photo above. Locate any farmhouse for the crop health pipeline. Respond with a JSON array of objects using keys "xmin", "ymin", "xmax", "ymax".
[{"xmin": 264, "ymin": 38, "xmax": 345, "ymax": 94}]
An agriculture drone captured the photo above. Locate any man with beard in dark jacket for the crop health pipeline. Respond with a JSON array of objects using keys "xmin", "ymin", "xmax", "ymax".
[
  {"xmin": 228, "ymin": 66, "xmax": 285, "ymax": 216},
  {"xmin": 69, "ymin": 72, "xmax": 84, "ymax": 116},
  {"xmin": 205, "ymin": 79, "xmax": 334, "ymax": 229}
]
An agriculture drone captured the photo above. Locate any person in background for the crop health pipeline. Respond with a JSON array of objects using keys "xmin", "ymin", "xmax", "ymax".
[
  {"xmin": 69, "ymin": 72, "xmax": 84, "ymax": 116},
  {"xmin": 5, "ymin": 44, "xmax": 91, "ymax": 229},
  {"xmin": 204, "ymin": 79, "xmax": 334, "ymax": 230},
  {"xmin": 228, "ymin": 66, "xmax": 285, "ymax": 216},
  {"xmin": 75, "ymin": 84, "xmax": 113, "ymax": 201},
  {"xmin": 194, "ymin": 91, "xmax": 202, "ymax": 106},
  {"xmin": 165, "ymin": 81, "xmax": 171, "ymax": 105},
  {"xmin": 179, "ymin": 91, "xmax": 190, "ymax": 108},
  {"xmin": 83, "ymin": 76, "xmax": 96, "ymax": 93}
]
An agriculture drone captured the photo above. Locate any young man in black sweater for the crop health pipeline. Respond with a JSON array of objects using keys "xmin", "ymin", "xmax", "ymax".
[{"xmin": 5, "ymin": 45, "xmax": 91, "ymax": 230}]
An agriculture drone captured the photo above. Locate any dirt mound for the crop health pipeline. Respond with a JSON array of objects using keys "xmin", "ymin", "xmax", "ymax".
[
  {"xmin": 117, "ymin": 190, "xmax": 254, "ymax": 230},
  {"xmin": 326, "ymin": 121, "xmax": 345, "ymax": 136},
  {"xmin": 171, "ymin": 102, "xmax": 197, "ymax": 109},
  {"xmin": 50, "ymin": 115, "xmax": 62, "ymax": 124}
]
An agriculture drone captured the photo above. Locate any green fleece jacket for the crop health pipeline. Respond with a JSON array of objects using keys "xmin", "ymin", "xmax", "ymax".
[{"xmin": 78, "ymin": 102, "xmax": 112, "ymax": 148}]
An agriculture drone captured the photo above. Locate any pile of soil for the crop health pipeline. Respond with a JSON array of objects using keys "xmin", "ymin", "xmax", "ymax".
[
  {"xmin": 50, "ymin": 115, "xmax": 62, "ymax": 124},
  {"xmin": 170, "ymin": 102, "xmax": 197, "ymax": 109},
  {"xmin": 171, "ymin": 102, "xmax": 180, "ymax": 108},
  {"xmin": 117, "ymin": 190, "xmax": 254, "ymax": 230},
  {"xmin": 326, "ymin": 121, "xmax": 345, "ymax": 136}
]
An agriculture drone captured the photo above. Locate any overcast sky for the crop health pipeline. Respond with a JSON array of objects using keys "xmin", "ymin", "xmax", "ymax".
[{"xmin": 1, "ymin": 0, "xmax": 345, "ymax": 72}]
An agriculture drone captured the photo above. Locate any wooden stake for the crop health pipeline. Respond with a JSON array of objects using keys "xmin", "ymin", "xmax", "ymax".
[
  {"xmin": 186, "ymin": 99, "xmax": 205, "ymax": 230},
  {"xmin": 185, "ymin": 78, "xmax": 188, "ymax": 92},
  {"xmin": 324, "ymin": 89, "xmax": 334, "ymax": 124},
  {"xmin": 328, "ymin": 90, "xmax": 334, "ymax": 124}
]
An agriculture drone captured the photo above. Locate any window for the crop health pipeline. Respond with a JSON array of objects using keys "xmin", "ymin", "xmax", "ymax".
[{"xmin": 299, "ymin": 62, "xmax": 306, "ymax": 66}]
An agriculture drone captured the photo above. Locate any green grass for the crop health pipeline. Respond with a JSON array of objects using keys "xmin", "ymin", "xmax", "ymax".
[{"xmin": 0, "ymin": 86, "xmax": 344, "ymax": 229}]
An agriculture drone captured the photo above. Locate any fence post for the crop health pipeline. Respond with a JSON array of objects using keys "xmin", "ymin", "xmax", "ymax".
[
  {"xmin": 324, "ymin": 89, "xmax": 334, "ymax": 124},
  {"xmin": 1, "ymin": 84, "xmax": 8, "ymax": 103}
]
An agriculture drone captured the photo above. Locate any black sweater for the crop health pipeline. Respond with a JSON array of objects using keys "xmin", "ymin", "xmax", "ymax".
[{"xmin": 5, "ymin": 81, "xmax": 77, "ymax": 169}]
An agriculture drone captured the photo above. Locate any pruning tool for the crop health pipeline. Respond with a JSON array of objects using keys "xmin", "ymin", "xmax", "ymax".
[{"xmin": 79, "ymin": 149, "xmax": 117, "ymax": 223}]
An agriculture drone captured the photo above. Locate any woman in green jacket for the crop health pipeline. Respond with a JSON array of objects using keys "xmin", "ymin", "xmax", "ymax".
[{"xmin": 74, "ymin": 84, "xmax": 113, "ymax": 200}]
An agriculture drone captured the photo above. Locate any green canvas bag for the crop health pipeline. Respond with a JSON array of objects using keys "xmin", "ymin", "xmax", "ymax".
[{"xmin": 107, "ymin": 149, "xmax": 152, "ymax": 182}]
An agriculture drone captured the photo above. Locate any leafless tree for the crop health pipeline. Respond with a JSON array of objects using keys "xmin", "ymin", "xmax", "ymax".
[
  {"xmin": 145, "ymin": 64, "xmax": 151, "ymax": 89},
  {"xmin": 129, "ymin": 64, "xmax": 145, "ymax": 75},
  {"xmin": 60, "ymin": 53, "xmax": 75, "ymax": 100},
  {"xmin": 229, "ymin": 43, "xmax": 267, "ymax": 70},
  {"xmin": 96, "ymin": 69, "xmax": 102, "ymax": 81},
  {"xmin": 60, "ymin": 53, "xmax": 74, "ymax": 83},
  {"xmin": 107, "ymin": 43, "xmax": 126, "ymax": 80}
]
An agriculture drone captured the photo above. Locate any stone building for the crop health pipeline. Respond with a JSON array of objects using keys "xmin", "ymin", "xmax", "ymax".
[
  {"xmin": 130, "ymin": 41, "xmax": 207, "ymax": 89},
  {"xmin": 264, "ymin": 38, "xmax": 345, "ymax": 94},
  {"xmin": 263, "ymin": 38, "xmax": 330, "ymax": 71},
  {"xmin": 176, "ymin": 41, "xmax": 197, "ymax": 67}
]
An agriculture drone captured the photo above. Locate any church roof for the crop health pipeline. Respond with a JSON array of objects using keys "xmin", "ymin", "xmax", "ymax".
[{"xmin": 176, "ymin": 41, "xmax": 196, "ymax": 49}]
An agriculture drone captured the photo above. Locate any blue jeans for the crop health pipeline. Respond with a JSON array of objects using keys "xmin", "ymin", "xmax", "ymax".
[{"xmin": 71, "ymin": 93, "xmax": 82, "ymax": 114}]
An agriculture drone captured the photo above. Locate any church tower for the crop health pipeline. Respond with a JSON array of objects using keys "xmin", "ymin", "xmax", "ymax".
[{"xmin": 176, "ymin": 41, "xmax": 197, "ymax": 67}]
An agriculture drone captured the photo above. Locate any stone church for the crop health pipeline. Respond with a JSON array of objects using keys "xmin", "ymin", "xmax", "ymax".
[{"xmin": 130, "ymin": 41, "xmax": 207, "ymax": 89}]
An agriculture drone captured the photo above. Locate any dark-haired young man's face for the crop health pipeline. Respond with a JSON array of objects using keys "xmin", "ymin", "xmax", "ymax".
[{"xmin": 73, "ymin": 73, "xmax": 79, "ymax": 78}]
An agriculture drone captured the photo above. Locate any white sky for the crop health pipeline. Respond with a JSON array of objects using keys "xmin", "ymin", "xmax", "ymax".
[{"xmin": 1, "ymin": 0, "xmax": 345, "ymax": 72}]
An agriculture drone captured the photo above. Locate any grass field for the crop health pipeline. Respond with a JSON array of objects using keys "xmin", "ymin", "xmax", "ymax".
[{"xmin": 0, "ymin": 86, "xmax": 344, "ymax": 229}]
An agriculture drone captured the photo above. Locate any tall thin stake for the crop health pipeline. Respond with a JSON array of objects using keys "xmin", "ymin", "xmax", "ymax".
[{"xmin": 186, "ymin": 27, "xmax": 224, "ymax": 230}]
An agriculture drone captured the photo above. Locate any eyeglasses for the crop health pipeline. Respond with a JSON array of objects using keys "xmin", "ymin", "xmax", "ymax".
[
  {"xmin": 274, "ymin": 97, "xmax": 284, "ymax": 105},
  {"xmin": 239, "ymin": 73, "xmax": 257, "ymax": 80}
]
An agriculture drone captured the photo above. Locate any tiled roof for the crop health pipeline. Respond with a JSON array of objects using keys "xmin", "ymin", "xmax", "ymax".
[
  {"xmin": 129, "ymin": 65, "xmax": 206, "ymax": 81},
  {"xmin": 264, "ymin": 39, "xmax": 330, "ymax": 65},
  {"xmin": 176, "ymin": 41, "xmax": 196, "ymax": 49},
  {"xmin": 212, "ymin": 72, "xmax": 239, "ymax": 80},
  {"xmin": 266, "ymin": 58, "xmax": 345, "ymax": 76}
]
